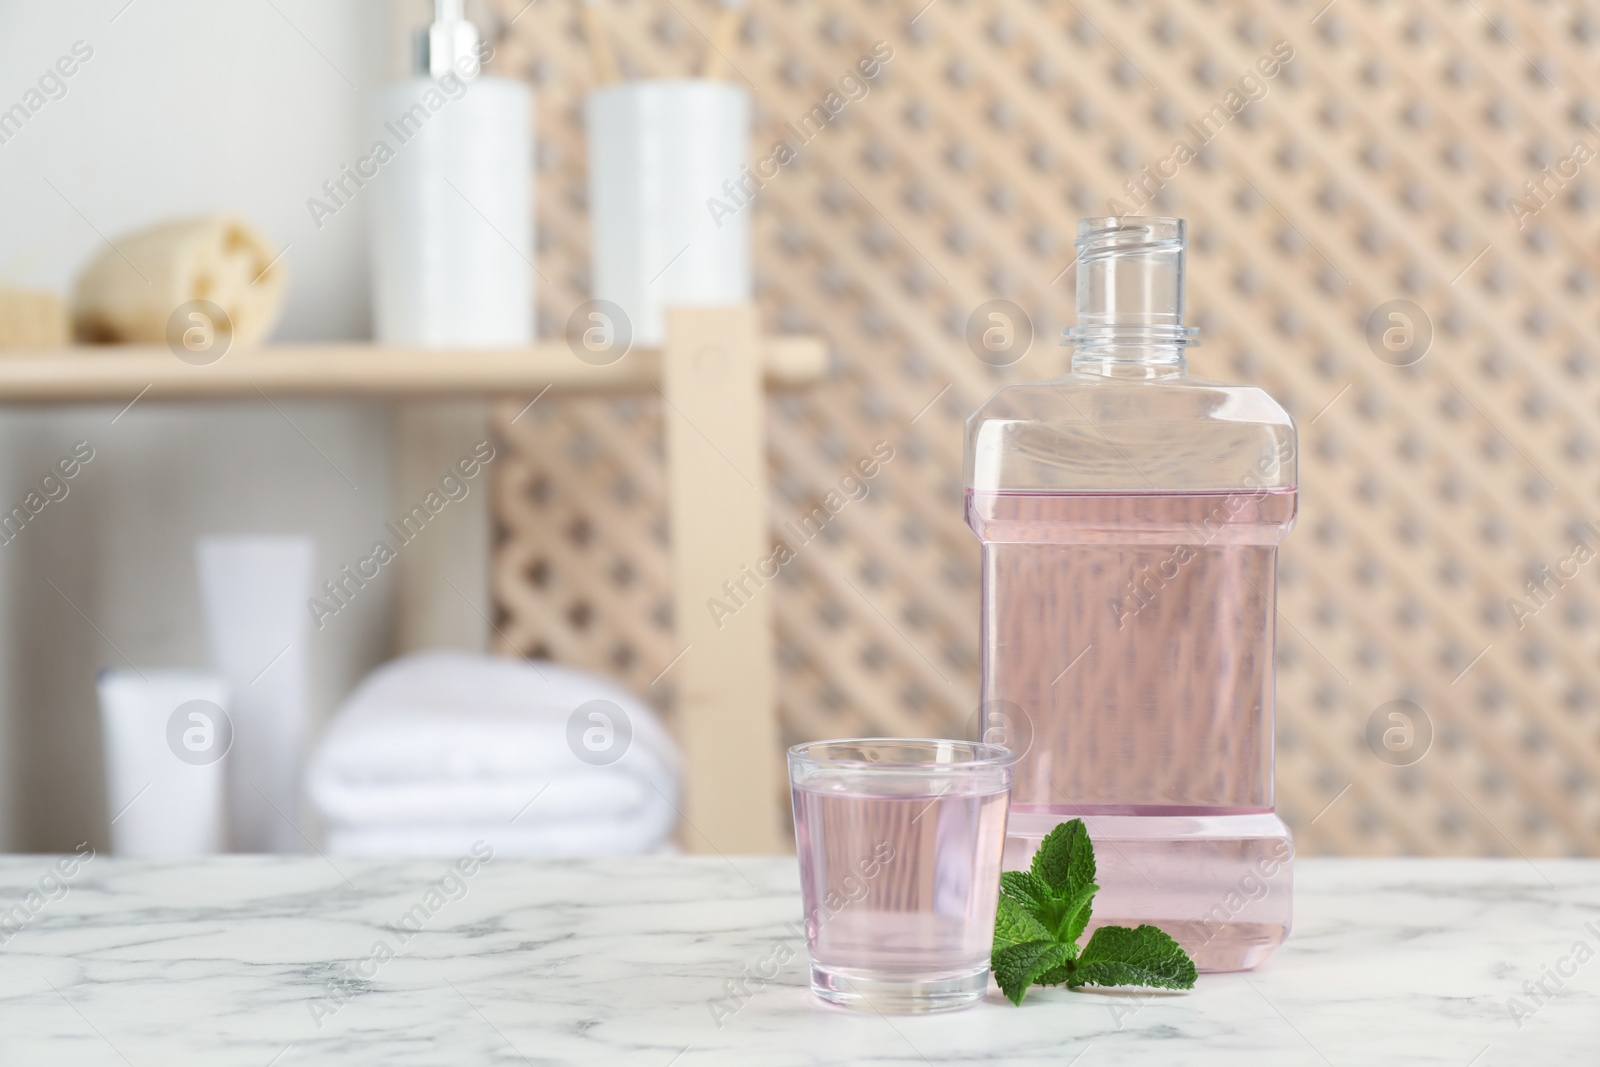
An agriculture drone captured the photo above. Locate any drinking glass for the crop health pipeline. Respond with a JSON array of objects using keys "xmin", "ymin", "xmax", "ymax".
[{"xmin": 788, "ymin": 738, "xmax": 1014, "ymax": 1013}]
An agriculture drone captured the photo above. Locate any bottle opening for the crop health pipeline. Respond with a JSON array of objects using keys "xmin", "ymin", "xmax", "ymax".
[{"xmin": 1065, "ymin": 216, "xmax": 1199, "ymax": 354}]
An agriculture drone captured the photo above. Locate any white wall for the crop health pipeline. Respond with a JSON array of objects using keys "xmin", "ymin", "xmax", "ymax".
[{"xmin": 0, "ymin": 0, "xmax": 399, "ymax": 849}]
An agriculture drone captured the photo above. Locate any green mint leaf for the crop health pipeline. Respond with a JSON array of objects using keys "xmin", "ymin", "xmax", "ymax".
[
  {"xmin": 992, "ymin": 939, "xmax": 1077, "ymax": 1005},
  {"xmin": 1017, "ymin": 921, "xmax": 1081, "ymax": 991},
  {"xmin": 1035, "ymin": 960, "xmax": 1075, "ymax": 986},
  {"xmin": 994, "ymin": 894, "xmax": 1051, "ymax": 951},
  {"xmin": 1000, "ymin": 866, "xmax": 1094, "ymax": 946},
  {"xmin": 999, "ymin": 869, "xmax": 1053, "ymax": 913},
  {"xmin": 1070, "ymin": 924, "xmax": 1197, "ymax": 990},
  {"xmin": 1029, "ymin": 818, "xmax": 1096, "ymax": 900},
  {"xmin": 1026, "ymin": 879, "xmax": 1097, "ymax": 945},
  {"xmin": 1055, "ymin": 881, "xmax": 1097, "ymax": 945},
  {"xmin": 993, "ymin": 823, "xmax": 1197, "ymax": 1004}
]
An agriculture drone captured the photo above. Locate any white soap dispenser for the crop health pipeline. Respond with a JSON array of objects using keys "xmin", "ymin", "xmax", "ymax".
[{"xmin": 370, "ymin": 0, "xmax": 534, "ymax": 345}]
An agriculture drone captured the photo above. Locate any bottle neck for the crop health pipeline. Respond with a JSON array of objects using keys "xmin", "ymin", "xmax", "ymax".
[
  {"xmin": 1065, "ymin": 217, "xmax": 1195, "ymax": 378},
  {"xmin": 1071, "ymin": 344, "xmax": 1187, "ymax": 378}
]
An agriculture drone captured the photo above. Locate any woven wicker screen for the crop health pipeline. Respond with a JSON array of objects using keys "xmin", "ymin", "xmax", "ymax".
[{"xmin": 484, "ymin": 0, "xmax": 1600, "ymax": 857}]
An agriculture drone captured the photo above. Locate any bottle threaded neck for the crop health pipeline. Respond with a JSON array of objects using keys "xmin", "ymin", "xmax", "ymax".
[{"xmin": 1065, "ymin": 217, "xmax": 1198, "ymax": 358}]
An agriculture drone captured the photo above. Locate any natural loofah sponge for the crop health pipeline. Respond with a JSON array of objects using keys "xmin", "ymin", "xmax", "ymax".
[
  {"xmin": 71, "ymin": 215, "xmax": 286, "ymax": 347},
  {"xmin": 0, "ymin": 288, "xmax": 70, "ymax": 348}
]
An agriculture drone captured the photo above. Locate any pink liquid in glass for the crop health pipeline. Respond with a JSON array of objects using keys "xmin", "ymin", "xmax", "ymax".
[
  {"xmin": 969, "ymin": 488, "xmax": 1296, "ymax": 972},
  {"xmin": 792, "ymin": 781, "xmax": 1009, "ymax": 1010}
]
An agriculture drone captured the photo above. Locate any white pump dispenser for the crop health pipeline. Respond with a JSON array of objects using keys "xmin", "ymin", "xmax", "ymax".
[{"xmin": 370, "ymin": 0, "xmax": 533, "ymax": 345}]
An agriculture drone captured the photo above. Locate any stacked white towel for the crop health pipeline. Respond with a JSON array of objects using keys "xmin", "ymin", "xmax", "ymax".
[{"xmin": 306, "ymin": 652, "xmax": 681, "ymax": 857}]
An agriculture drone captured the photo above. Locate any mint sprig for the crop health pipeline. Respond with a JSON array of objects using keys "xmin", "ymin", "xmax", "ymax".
[{"xmin": 992, "ymin": 819, "xmax": 1197, "ymax": 1004}]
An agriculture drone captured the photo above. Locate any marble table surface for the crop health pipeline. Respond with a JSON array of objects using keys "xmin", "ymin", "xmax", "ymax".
[{"xmin": 0, "ymin": 853, "xmax": 1592, "ymax": 1065}]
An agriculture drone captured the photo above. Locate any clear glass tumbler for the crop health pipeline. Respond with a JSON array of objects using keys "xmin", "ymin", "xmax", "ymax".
[{"xmin": 788, "ymin": 739, "xmax": 1014, "ymax": 1013}]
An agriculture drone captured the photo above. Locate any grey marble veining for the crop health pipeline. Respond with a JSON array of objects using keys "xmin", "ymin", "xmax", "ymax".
[{"xmin": 0, "ymin": 853, "xmax": 1593, "ymax": 1065}]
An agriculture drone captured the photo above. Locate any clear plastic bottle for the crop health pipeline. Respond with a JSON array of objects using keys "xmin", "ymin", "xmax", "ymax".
[{"xmin": 964, "ymin": 217, "xmax": 1297, "ymax": 971}]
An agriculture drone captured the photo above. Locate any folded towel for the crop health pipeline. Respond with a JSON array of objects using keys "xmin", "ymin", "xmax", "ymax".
[
  {"xmin": 326, "ymin": 817, "xmax": 681, "ymax": 859},
  {"xmin": 316, "ymin": 772, "xmax": 657, "ymax": 827},
  {"xmin": 72, "ymin": 215, "xmax": 286, "ymax": 346},
  {"xmin": 307, "ymin": 652, "xmax": 682, "ymax": 857}
]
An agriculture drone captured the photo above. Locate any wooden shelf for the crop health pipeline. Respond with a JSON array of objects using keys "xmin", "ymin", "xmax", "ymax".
[{"xmin": 0, "ymin": 338, "xmax": 828, "ymax": 403}]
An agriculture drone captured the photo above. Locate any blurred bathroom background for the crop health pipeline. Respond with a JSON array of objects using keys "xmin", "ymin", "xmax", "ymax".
[
  {"xmin": 0, "ymin": 0, "xmax": 1597, "ymax": 859},
  {"xmin": 0, "ymin": 1, "xmax": 393, "ymax": 850}
]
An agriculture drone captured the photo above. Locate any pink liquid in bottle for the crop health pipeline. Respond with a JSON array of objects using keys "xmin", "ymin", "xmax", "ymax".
[{"xmin": 965, "ymin": 218, "xmax": 1297, "ymax": 971}]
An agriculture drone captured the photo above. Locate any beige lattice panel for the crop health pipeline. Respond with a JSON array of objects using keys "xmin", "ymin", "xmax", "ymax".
[{"xmin": 485, "ymin": 0, "xmax": 1600, "ymax": 857}]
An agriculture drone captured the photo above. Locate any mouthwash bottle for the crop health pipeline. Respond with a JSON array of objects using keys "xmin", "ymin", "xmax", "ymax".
[{"xmin": 965, "ymin": 217, "xmax": 1296, "ymax": 971}]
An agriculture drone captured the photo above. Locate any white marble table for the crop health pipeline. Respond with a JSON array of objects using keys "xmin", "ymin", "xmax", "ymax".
[{"xmin": 0, "ymin": 854, "xmax": 1592, "ymax": 1065}]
